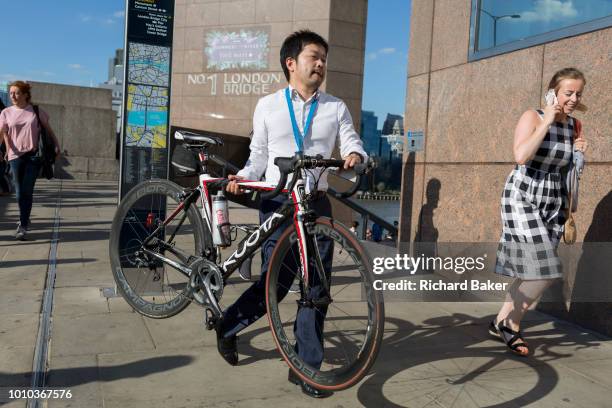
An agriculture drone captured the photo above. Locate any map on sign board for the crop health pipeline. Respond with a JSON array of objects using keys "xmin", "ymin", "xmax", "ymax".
[
  {"xmin": 125, "ymin": 84, "xmax": 168, "ymax": 148},
  {"xmin": 205, "ymin": 28, "xmax": 269, "ymax": 70},
  {"xmin": 128, "ymin": 42, "xmax": 171, "ymax": 86}
]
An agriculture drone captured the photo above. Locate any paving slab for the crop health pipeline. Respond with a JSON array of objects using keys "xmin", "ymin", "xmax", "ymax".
[
  {"xmin": 96, "ymin": 349, "xmax": 361, "ymax": 408},
  {"xmin": 46, "ymin": 354, "xmax": 103, "ymax": 408},
  {"xmin": 0, "ymin": 346, "xmax": 35, "ymax": 387},
  {"xmin": 53, "ymin": 287, "xmax": 110, "ymax": 316},
  {"xmin": 0, "ymin": 314, "xmax": 40, "ymax": 349},
  {"xmin": 0, "ymin": 267, "xmax": 47, "ymax": 292},
  {"xmin": 0, "ymin": 291, "xmax": 43, "ymax": 315},
  {"xmin": 51, "ymin": 312, "xmax": 156, "ymax": 358}
]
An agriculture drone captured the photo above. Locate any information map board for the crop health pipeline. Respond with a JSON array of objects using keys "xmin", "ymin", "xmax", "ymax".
[
  {"xmin": 117, "ymin": 0, "xmax": 175, "ymax": 275},
  {"xmin": 120, "ymin": 0, "xmax": 174, "ymax": 198}
]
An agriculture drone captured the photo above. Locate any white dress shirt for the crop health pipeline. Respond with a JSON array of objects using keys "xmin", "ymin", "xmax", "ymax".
[{"xmin": 237, "ymin": 86, "xmax": 368, "ymax": 191}]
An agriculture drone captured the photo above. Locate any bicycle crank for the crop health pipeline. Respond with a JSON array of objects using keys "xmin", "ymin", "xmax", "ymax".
[{"xmin": 187, "ymin": 258, "xmax": 224, "ymax": 312}]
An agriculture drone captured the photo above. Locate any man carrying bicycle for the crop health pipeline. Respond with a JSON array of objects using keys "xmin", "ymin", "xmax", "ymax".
[{"xmin": 218, "ymin": 30, "xmax": 368, "ymax": 398}]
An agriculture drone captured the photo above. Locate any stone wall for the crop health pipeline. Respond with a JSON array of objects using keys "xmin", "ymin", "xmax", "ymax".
[
  {"xmin": 400, "ymin": 0, "xmax": 612, "ymax": 334},
  {"xmin": 30, "ymin": 81, "xmax": 118, "ymax": 181}
]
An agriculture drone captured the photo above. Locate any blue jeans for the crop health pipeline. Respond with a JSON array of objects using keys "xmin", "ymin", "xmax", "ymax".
[
  {"xmin": 9, "ymin": 152, "xmax": 41, "ymax": 228},
  {"xmin": 220, "ymin": 194, "xmax": 333, "ymax": 369}
]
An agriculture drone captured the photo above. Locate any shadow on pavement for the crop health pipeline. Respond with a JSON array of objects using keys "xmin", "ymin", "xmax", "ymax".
[
  {"xmin": 0, "ymin": 258, "xmax": 97, "ymax": 268},
  {"xmin": 0, "ymin": 355, "xmax": 194, "ymax": 391},
  {"xmin": 356, "ymin": 313, "xmax": 601, "ymax": 408},
  {"xmin": 231, "ymin": 312, "xmax": 601, "ymax": 407}
]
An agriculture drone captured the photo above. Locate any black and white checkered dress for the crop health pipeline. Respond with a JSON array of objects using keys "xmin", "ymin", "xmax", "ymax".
[{"xmin": 495, "ymin": 110, "xmax": 575, "ymax": 280}]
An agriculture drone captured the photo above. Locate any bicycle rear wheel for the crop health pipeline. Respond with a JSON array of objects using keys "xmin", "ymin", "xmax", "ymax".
[
  {"xmin": 265, "ymin": 217, "xmax": 384, "ymax": 390},
  {"xmin": 109, "ymin": 179, "xmax": 209, "ymax": 318}
]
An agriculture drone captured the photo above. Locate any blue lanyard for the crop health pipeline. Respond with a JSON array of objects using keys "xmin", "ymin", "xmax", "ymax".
[{"xmin": 285, "ymin": 87, "xmax": 318, "ymax": 152}]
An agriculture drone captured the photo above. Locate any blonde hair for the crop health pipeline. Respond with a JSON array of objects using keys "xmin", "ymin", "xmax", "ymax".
[
  {"xmin": 8, "ymin": 81, "xmax": 32, "ymax": 103},
  {"xmin": 547, "ymin": 67, "xmax": 587, "ymax": 112}
]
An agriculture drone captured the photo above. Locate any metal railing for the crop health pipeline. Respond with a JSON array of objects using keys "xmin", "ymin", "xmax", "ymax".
[{"xmin": 327, "ymin": 188, "xmax": 398, "ymax": 241}]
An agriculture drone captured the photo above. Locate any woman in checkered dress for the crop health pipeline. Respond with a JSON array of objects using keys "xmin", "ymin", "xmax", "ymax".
[{"xmin": 491, "ymin": 68, "xmax": 589, "ymax": 356}]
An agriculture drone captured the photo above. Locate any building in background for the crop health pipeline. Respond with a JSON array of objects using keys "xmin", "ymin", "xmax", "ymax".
[
  {"xmin": 99, "ymin": 49, "xmax": 124, "ymax": 137},
  {"xmin": 381, "ymin": 114, "xmax": 404, "ymax": 157},
  {"xmin": 360, "ymin": 110, "xmax": 379, "ymax": 154},
  {"xmin": 359, "ymin": 110, "xmax": 404, "ymax": 192},
  {"xmin": 401, "ymin": 0, "xmax": 612, "ymax": 335},
  {"xmin": 373, "ymin": 113, "xmax": 403, "ymax": 191},
  {"xmin": 0, "ymin": 82, "xmax": 9, "ymax": 107},
  {"xmin": 381, "ymin": 113, "xmax": 403, "ymax": 136}
]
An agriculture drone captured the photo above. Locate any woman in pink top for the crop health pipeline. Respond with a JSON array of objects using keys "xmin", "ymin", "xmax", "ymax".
[{"xmin": 0, "ymin": 81, "xmax": 59, "ymax": 240}]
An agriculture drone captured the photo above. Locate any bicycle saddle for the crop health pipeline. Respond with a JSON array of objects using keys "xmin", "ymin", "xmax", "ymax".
[{"xmin": 175, "ymin": 130, "xmax": 223, "ymax": 147}]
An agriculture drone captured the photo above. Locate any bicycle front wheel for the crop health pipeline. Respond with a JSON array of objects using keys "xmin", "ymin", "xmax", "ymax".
[
  {"xmin": 265, "ymin": 217, "xmax": 384, "ymax": 391},
  {"xmin": 109, "ymin": 179, "xmax": 209, "ymax": 318}
]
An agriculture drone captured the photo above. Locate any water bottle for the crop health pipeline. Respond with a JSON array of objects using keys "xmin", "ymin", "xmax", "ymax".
[{"xmin": 211, "ymin": 191, "xmax": 230, "ymax": 247}]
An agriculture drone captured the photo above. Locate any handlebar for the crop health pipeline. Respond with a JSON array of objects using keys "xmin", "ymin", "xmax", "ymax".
[{"xmin": 260, "ymin": 153, "xmax": 372, "ymax": 200}]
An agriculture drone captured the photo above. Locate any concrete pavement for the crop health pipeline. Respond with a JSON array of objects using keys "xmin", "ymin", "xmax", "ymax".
[{"xmin": 1, "ymin": 180, "xmax": 611, "ymax": 407}]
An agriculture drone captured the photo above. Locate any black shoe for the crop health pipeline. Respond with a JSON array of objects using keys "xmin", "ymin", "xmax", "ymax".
[
  {"xmin": 288, "ymin": 369, "xmax": 333, "ymax": 398},
  {"xmin": 215, "ymin": 322, "xmax": 238, "ymax": 366}
]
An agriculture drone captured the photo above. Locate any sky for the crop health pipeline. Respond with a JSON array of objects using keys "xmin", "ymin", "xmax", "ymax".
[
  {"xmin": 0, "ymin": 0, "xmax": 410, "ymax": 129},
  {"xmin": 0, "ymin": 0, "xmax": 126, "ymax": 87},
  {"xmin": 362, "ymin": 0, "xmax": 411, "ymax": 129}
]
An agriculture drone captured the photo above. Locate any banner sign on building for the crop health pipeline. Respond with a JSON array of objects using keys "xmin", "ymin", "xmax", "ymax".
[
  {"xmin": 204, "ymin": 27, "xmax": 270, "ymax": 71},
  {"xmin": 120, "ymin": 0, "xmax": 174, "ymax": 198}
]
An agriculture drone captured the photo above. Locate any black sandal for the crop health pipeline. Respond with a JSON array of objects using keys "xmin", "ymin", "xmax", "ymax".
[
  {"xmin": 497, "ymin": 322, "xmax": 530, "ymax": 356},
  {"xmin": 488, "ymin": 319, "xmax": 502, "ymax": 341}
]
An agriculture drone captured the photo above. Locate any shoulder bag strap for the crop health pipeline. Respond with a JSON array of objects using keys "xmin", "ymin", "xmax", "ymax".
[
  {"xmin": 32, "ymin": 105, "xmax": 43, "ymax": 141},
  {"xmin": 574, "ymin": 117, "xmax": 582, "ymax": 140},
  {"xmin": 32, "ymin": 105, "xmax": 44, "ymax": 153}
]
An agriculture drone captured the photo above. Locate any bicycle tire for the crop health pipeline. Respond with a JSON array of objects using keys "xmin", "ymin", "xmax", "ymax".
[
  {"xmin": 109, "ymin": 179, "xmax": 209, "ymax": 318},
  {"xmin": 265, "ymin": 217, "xmax": 384, "ymax": 390}
]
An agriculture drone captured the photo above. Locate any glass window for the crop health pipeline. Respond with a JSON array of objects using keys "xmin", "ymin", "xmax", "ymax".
[{"xmin": 470, "ymin": 0, "xmax": 612, "ymax": 59}]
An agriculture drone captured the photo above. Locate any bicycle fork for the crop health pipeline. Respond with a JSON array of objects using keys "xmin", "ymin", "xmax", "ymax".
[{"xmin": 296, "ymin": 209, "xmax": 333, "ymax": 310}]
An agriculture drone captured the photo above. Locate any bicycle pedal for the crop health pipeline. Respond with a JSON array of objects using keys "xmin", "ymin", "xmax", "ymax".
[
  {"xmin": 296, "ymin": 296, "xmax": 333, "ymax": 308},
  {"xmin": 204, "ymin": 309, "xmax": 218, "ymax": 330}
]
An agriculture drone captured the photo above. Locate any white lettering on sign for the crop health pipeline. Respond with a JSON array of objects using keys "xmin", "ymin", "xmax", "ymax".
[
  {"xmin": 186, "ymin": 72, "xmax": 282, "ymax": 96},
  {"xmin": 187, "ymin": 74, "xmax": 218, "ymax": 95}
]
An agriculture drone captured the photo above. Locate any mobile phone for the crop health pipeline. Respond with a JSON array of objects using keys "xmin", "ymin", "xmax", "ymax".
[{"xmin": 544, "ymin": 89, "xmax": 557, "ymax": 106}]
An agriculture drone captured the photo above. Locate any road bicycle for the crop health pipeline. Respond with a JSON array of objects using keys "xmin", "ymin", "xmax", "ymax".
[{"xmin": 109, "ymin": 130, "xmax": 385, "ymax": 391}]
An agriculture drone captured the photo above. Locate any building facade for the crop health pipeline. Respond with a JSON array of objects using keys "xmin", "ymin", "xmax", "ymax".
[
  {"xmin": 99, "ymin": 48, "xmax": 125, "ymax": 137},
  {"xmin": 360, "ymin": 110, "xmax": 379, "ymax": 154},
  {"xmin": 400, "ymin": 0, "xmax": 612, "ymax": 334}
]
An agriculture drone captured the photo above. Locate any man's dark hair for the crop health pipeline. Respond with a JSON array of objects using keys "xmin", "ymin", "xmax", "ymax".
[{"xmin": 280, "ymin": 30, "xmax": 329, "ymax": 81}]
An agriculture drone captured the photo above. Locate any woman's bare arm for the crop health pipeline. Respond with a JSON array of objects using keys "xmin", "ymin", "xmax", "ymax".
[{"xmin": 513, "ymin": 104, "xmax": 560, "ymax": 165}]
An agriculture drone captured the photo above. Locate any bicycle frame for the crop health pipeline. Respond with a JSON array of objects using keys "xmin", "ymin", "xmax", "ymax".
[
  {"xmin": 141, "ymin": 166, "xmax": 316, "ymax": 291},
  {"xmin": 200, "ymin": 171, "xmax": 313, "ymax": 284}
]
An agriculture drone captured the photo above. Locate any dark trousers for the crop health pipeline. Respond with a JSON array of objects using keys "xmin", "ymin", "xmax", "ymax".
[
  {"xmin": 9, "ymin": 153, "xmax": 41, "ymax": 228},
  {"xmin": 220, "ymin": 194, "xmax": 333, "ymax": 369}
]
